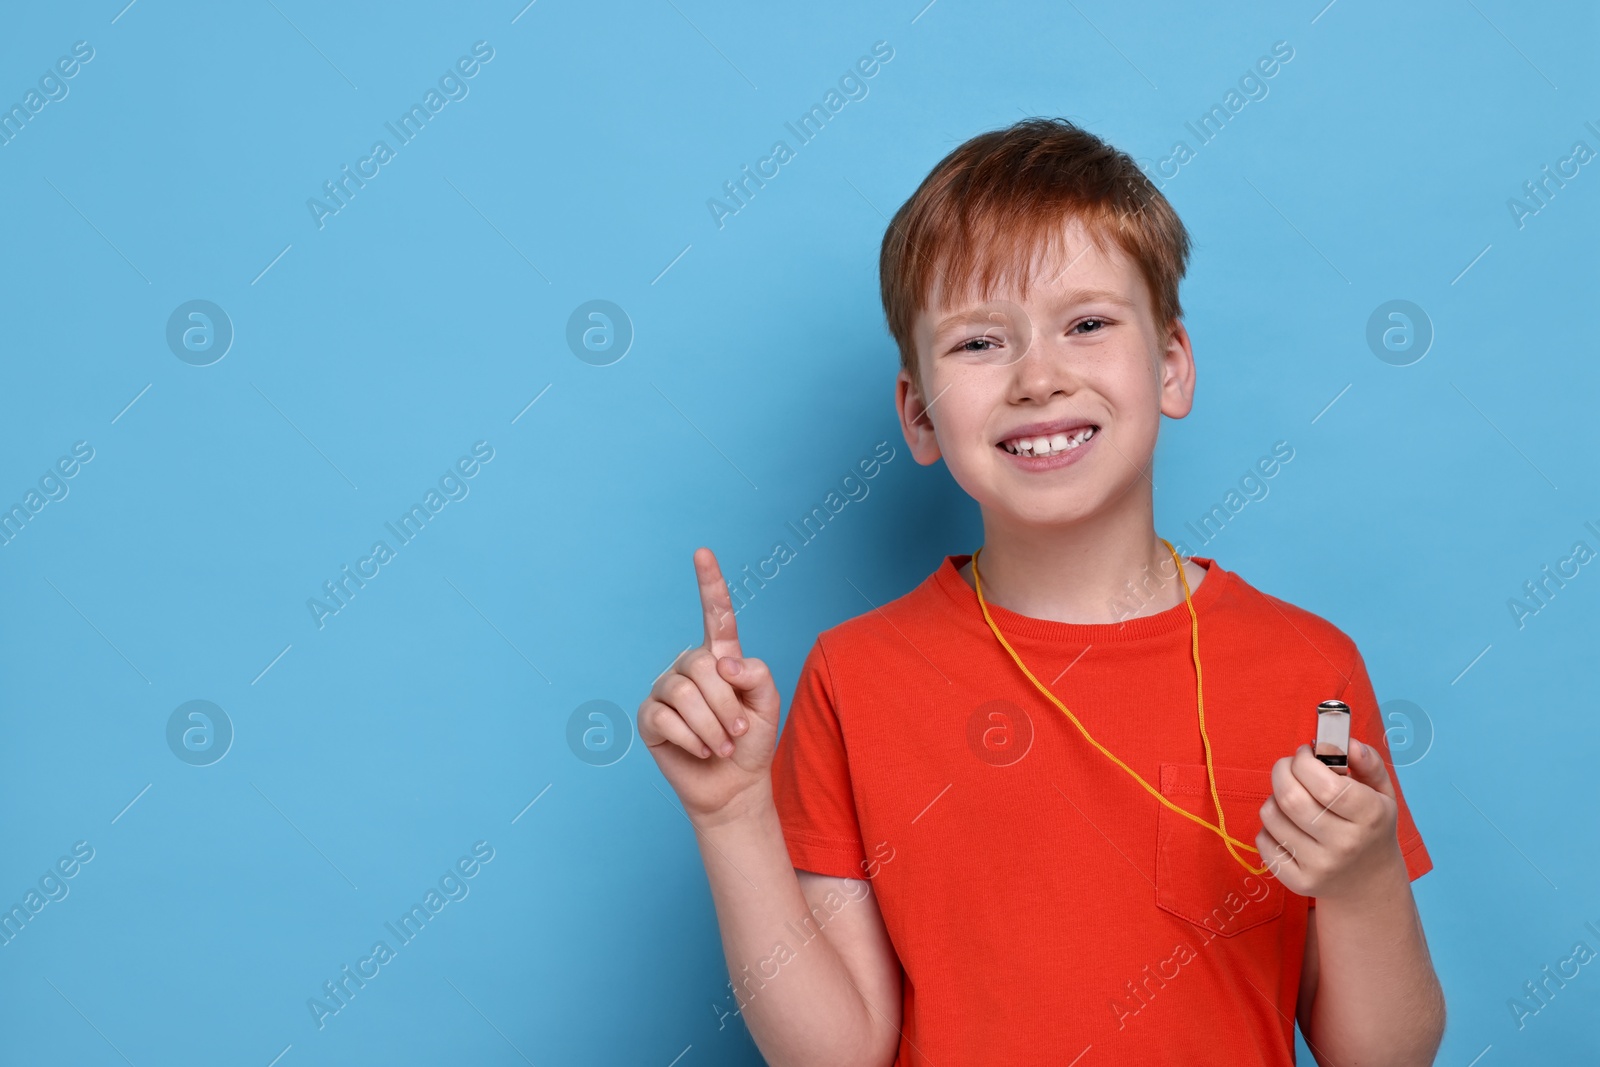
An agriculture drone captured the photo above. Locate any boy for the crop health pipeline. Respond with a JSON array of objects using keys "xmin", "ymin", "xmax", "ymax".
[{"xmin": 638, "ymin": 118, "xmax": 1444, "ymax": 1066}]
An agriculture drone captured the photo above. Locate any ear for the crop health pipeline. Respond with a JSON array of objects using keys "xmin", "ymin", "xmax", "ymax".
[
  {"xmin": 1157, "ymin": 317, "xmax": 1197, "ymax": 420},
  {"xmin": 895, "ymin": 367, "xmax": 943, "ymax": 466}
]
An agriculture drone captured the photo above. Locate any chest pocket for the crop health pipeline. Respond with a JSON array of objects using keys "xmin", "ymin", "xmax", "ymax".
[{"xmin": 1154, "ymin": 763, "xmax": 1285, "ymax": 937}]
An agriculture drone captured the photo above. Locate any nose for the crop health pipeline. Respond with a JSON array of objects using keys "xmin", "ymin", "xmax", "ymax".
[{"xmin": 1008, "ymin": 330, "xmax": 1075, "ymax": 404}]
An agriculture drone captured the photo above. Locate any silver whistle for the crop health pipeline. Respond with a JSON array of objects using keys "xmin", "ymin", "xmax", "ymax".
[{"xmin": 1314, "ymin": 699, "xmax": 1351, "ymax": 774}]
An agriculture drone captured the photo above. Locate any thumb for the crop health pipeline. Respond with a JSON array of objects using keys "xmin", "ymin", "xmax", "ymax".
[
  {"xmin": 716, "ymin": 655, "xmax": 780, "ymax": 719},
  {"xmin": 1346, "ymin": 737, "xmax": 1395, "ymax": 799}
]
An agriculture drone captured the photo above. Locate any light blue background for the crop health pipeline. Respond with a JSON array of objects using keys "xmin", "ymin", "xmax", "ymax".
[{"xmin": 1, "ymin": 1, "xmax": 1596, "ymax": 1064}]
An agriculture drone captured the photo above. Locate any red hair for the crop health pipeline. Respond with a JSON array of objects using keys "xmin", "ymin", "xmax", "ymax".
[{"xmin": 879, "ymin": 117, "xmax": 1191, "ymax": 394}]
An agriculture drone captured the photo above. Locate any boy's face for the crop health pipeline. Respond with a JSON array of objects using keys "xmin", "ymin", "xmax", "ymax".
[{"xmin": 896, "ymin": 217, "xmax": 1195, "ymax": 529}]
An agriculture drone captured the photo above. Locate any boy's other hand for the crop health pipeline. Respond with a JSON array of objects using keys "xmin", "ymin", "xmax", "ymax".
[
  {"xmin": 637, "ymin": 547, "xmax": 782, "ymax": 827},
  {"xmin": 1254, "ymin": 739, "xmax": 1408, "ymax": 902}
]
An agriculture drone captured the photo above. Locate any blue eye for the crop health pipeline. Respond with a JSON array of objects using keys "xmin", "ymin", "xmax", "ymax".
[{"xmin": 1073, "ymin": 318, "xmax": 1108, "ymax": 334}]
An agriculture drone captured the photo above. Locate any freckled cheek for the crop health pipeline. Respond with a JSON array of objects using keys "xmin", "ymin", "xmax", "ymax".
[
  {"xmin": 1103, "ymin": 378, "xmax": 1162, "ymax": 430},
  {"xmin": 932, "ymin": 383, "xmax": 1005, "ymax": 453}
]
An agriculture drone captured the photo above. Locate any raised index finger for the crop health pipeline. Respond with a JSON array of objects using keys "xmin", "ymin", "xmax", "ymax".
[{"xmin": 694, "ymin": 547, "xmax": 743, "ymax": 660}]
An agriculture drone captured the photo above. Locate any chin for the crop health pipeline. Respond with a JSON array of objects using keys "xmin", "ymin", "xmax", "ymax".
[{"xmin": 984, "ymin": 494, "xmax": 1105, "ymax": 528}]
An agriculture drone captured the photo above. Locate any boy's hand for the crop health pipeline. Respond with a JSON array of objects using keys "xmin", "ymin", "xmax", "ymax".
[
  {"xmin": 1255, "ymin": 738, "xmax": 1408, "ymax": 902},
  {"xmin": 637, "ymin": 547, "xmax": 782, "ymax": 827}
]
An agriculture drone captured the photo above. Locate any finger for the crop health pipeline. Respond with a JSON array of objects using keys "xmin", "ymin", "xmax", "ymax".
[
  {"xmin": 1289, "ymin": 744, "xmax": 1364, "ymax": 821},
  {"xmin": 1259, "ymin": 794, "xmax": 1317, "ymax": 860},
  {"xmin": 1345, "ymin": 737, "xmax": 1396, "ymax": 800},
  {"xmin": 678, "ymin": 648, "xmax": 750, "ymax": 738},
  {"xmin": 639, "ymin": 699, "xmax": 713, "ymax": 759},
  {"xmin": 656, "ymin": 672, "xmax": 736, "ymax": 758},
  {"xmin": 716, "ymin": 655, "xmax": 780, "ymax": 719},
  {"xmin": 1271, "ymin": 753, "xmax": 1347, "ymax": 842},
  {"xmin": 694, "ymin": 547, "xmax": 743, "ymax": 660},
  {"xmin": 1255, "ymin": 826, "xmax": 1300, "ymax": 883}
]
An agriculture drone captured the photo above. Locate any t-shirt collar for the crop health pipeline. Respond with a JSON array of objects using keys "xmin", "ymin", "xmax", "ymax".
[{"xmin": 932, "ymin": 552, "xmax": 1231, "ymax": 644}]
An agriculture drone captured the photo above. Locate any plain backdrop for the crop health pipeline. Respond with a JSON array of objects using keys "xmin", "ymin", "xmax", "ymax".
[{"xmin": 0, "ymin": 1, "xmax": 1596, "ymax": 1064}]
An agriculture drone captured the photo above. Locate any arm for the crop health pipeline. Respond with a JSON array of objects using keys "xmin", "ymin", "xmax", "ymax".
[
  {"xmin": 639, "ymin": 548, "xmax": 900, "ymax": 1067},
  {"xmin": 1295, "ymin": 876, "xmax": 1444, "ymax": 1066},
  {"xmin": 1262, "ymin": 739, "xmax": 1445, "ymax": 1066},
  {"xmin": 793, "ymin": 868, "xmax": 904, "ymax": 1048},
  {"xmin": 692, "ymin": 791, "xmax": 902, "ymax": 1067}
]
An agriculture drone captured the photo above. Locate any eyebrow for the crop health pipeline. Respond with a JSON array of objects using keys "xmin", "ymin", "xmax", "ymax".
[{"xmin": 932, "ymin": 288, "xmax": 1135, "ymax": 335}]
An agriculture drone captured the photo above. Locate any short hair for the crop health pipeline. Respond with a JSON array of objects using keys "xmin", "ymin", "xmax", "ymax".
[{"xmin": 878, "ymin": 117, "xmax": 1191, "ymax": 395}]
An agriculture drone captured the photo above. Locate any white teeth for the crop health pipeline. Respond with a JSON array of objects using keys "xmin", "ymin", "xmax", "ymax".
[{"xmin": 1003, "ymin": 426, "xmax": 1096, "ymax": 456}]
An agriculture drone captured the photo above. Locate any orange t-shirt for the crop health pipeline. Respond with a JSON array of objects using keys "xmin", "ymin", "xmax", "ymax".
[{"xmin": 770, "ymin": 554, "xmax": 1431, "ymax": 1066}]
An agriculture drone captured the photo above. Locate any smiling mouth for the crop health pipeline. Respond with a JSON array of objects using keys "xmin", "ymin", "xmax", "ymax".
[{"xmin": 998, "ymin": 426, "xmax": 1098, "ymax": 457}]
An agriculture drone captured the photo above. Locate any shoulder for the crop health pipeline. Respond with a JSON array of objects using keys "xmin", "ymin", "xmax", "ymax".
[
  {"xmin": 815, "ymin": 568, "xmax": 945, "ymax": 656},
  {"xmin": 778, "ymin": 578, "xmax": 938, "ymax": 741},
  {"xmin": 791, "ymin": 565, "xmax": 955, "ymax": 697},
  {"xmin": 1211, "ymin": 562, "xmax": 1363, "ymax": 677}
]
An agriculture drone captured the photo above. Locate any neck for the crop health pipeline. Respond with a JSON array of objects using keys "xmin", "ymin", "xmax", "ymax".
[{"xmin": 960, "ymin": 500, "xmax": 1202, "ymax": 625}]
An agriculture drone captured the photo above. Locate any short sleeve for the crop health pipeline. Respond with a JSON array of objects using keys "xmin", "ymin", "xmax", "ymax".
[
  {"xmin": 769, "ymin": 636, "xmax": 869, "ymax": 879},
  {"xmin": 1337, "ymin": 647, "xmax": 1433, "ymax": 883}
]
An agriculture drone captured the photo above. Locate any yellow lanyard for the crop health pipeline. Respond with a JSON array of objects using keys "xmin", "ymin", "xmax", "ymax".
[{"xmin": 971, "ymin": 538, "xmax": 1267, "ymax": 876}]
